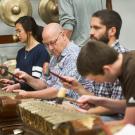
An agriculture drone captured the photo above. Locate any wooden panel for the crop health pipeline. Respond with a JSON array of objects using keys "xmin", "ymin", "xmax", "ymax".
[
  {"xmin": 106, "ymin": 0, "xmax": 112, "ymax": 10},
  {"xmin": 0, "ymin": 35, "xmax": 18, "ymax": 44}
]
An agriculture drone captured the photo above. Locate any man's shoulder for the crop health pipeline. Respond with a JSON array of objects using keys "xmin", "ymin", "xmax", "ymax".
[
  {"xmin": 113, "ymin": 41, "xmax": 129, "ymax": 53},
  {"xmin": 66, "ymin": 41, "xmax": 80, "ymax": 51}
]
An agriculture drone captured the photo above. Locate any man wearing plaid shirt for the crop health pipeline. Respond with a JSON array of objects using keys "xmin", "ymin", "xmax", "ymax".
[
  {"xmin": 89, "ymin": 10, "xmax": 128, "ymax": 99},
  {"xmin": 62, "ymin": 10, "xmax": 129, "ymax": 121}
]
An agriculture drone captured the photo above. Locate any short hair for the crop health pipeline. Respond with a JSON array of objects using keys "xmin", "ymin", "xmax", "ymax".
[
  {"xmin": 92, "ymin": 9, "xmax": 122, "ymax": 39},
  {"xmin": 77, "ymin": 40, "xmax": 119, "ymax": 76},
  {"xmin": 15, "ymin": 16, "xmax": 43, "ymax": 43}
]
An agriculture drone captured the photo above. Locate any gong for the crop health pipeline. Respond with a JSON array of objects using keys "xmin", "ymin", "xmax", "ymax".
[
  {"xmin": 0, "ymin": 0, "xmax": 32, "ymax": 26},
  {"xmin": 38, "ymin": 0, "xmax": 59, "ymax": 24}
]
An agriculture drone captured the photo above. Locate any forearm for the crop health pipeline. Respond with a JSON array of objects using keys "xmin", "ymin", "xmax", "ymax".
[
  {"xmin": 96, "ymin": 98, "xmax": 126, "ymax": 113},
  {"xmin": 77, "ymin": 86, "xmax": 93, "ymax": 96},
  {"xmin": 69, "ymin": 80, "xmax": 94, "ymax": 96},
  {"xmin": 106, "ymin": 119, "xmax": 126, "ymax": 126},
  {"xmin": 106, "ymin": 107, "xmax": 135, "ymax": 125},
  {"xmin": 26, "ymin": 87, "xmax": 58, "ymax": 99},
  {"xmin": 25, "ymin": 76, "xmax": 47, "ymax": 90},
  {"xmin": 87, "ymin": 106, "xmax": 118, "ymax": 115}
]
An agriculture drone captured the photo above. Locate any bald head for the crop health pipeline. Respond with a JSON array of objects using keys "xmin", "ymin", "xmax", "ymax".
[
  {"xmin": 42, "ymin": 23, "xmax": 70, "ymax": 57},
  {"xmin": 42, "ymin": 23, "xmax": 63, "ymax": 39}
]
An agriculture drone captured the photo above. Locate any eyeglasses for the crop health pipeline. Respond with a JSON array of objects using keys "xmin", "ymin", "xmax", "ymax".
[{"xmin": 44, "ymin": 32, "xmax": 63, "ymax": 47}]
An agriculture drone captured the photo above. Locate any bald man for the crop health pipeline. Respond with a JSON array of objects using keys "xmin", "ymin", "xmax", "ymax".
[{"xmin": 12, "ymin": 23, "xmax": 90, "ymax": 99}]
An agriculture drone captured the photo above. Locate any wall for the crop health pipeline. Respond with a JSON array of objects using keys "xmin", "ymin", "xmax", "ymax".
[
  {"xmin": 0, "ymin": 0, "xmax": 45, "ymax": 61},
  {"xmin": 113, "ymin": 0, "xmax": 135, "ymax": 50},
  {"xmin": 0, "ymin": 0, "xmax": 135, "ymax": 62}
]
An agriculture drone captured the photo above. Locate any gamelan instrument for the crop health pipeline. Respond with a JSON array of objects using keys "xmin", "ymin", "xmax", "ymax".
[
  {"xmin": 0, "ymin": 91, "xmax": 41, "ymax": 135},
  {"xmin": 38, "ymin": 0, "xmax": 112, "ymax": 24},
  {"xmin": 0, "ymin": 90, "xmax": 123, "ymax": 135},
  {"xmin": 38, "ymin": 0, "xmax": 59, "ymax": 24},
  {"xmin": 0, "ymin": 0, "xmax": 112, "ymax": 26},
  {"xmin": 19, "ymin": 100, "xmax": 112, "ymax": 135},
  {"xmin": 0, "ymin": 91, "xmax": 21, "ymax": 135},
  {"xmin": 0, "ymin": 0, "xmax": 32, "ymax": 26}
]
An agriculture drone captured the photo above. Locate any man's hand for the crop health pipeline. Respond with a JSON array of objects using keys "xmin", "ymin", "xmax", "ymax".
[
  {"xmin": 62, "ymin": 76, "xmax": 84, "ymax": 91},
  {"xmin": 2, "ymin": 83, "xmax": 20, "ymax": 92},
  {"xmin": 0, "ymin": 78, "xmax": 15, "ymax": 86},
  {"xmin": 77, "ymin": 95, "xmax": 98, "ymax": 110},
  {"xmin": 61, "ymin": 76, "xmax": 91, "ymax": 95},
  {"xmin": 0, "ymin": 65, "xmax": 8, "ymax": 76},
  {"xmin": 14, "ymin": 70, "xmax": 30, "ymax": 81},
  {"xmin": 13, "ymin": 89, "xmax": 29, "ymax": 99}
]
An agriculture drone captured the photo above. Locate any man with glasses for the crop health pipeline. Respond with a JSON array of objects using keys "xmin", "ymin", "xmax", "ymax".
[{"xmin": 12, "ymin": 23, "xmax": 91, "ymax": 99}]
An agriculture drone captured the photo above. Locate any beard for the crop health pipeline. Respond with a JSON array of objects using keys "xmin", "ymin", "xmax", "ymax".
[{"xmin": 90, "ymin": 32, "xmax": 109, "ymax": 44}]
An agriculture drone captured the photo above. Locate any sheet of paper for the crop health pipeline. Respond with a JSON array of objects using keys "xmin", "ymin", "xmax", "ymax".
[{"xmin": 114, "ymin": 124, "xmax": 135, "ymax": 135}]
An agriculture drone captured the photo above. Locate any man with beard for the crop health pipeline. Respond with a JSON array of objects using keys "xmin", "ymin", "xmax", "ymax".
[
  {"xmin": 58, "ymin": 0, "xmax": 106, "ymax": 47},
  {"xmin": 62, "ymin": 10, "xmax": 129, "ymax": 121},
  {"xmin": 90, "ymin": 9, "xmax": 128, "ymax": 52}
]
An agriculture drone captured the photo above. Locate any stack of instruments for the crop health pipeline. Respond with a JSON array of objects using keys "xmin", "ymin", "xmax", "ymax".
[
  {"xmin": 0, "ymin": 91, "xmax": 42, "ymax": 135},
  {"xmin": 0, "ymin": 91, "xmax": 18, "ymax": 118},
  {"xmin": 19, "ymin": 100, "xmax": 104, "ymax": 135},
  {"xmin": 0, "ymin": 91, "xmax": 116, "ymax": 135},
  {"xmin": 0, "ymin": 91, "xmax": 22, "ymax": 135}
]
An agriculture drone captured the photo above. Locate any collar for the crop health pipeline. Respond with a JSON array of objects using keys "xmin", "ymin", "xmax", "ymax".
[
  {"xmin": 111, "ymin": 40, "xmax": 119, "ymax": 47},
  {"xmin": 57, "ymin": 41, "xmax": 73, "ymax": 61}
]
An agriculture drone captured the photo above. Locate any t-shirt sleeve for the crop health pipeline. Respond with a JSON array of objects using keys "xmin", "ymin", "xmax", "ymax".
[{"xmin": 32, "ymin": 45, "xmax": 50, "ymax": 78}]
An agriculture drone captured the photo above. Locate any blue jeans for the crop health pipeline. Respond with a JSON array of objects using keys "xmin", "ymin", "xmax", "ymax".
[{"xmin": 101, "ymin": 114, "xmax": 124, "ymax": 121}]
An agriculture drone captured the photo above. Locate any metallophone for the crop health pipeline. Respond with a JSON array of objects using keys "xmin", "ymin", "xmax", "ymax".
[
  {"xmin": 0, "ymin": 91, "xmax": 41, "ymax": 135},
  {"xmin": 0, "ymin": 90, "xmax": 123, "ymax": 135},
  {"xmin": 19, "ymin": 100, "xmax": 115, "ymax": 135}
]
